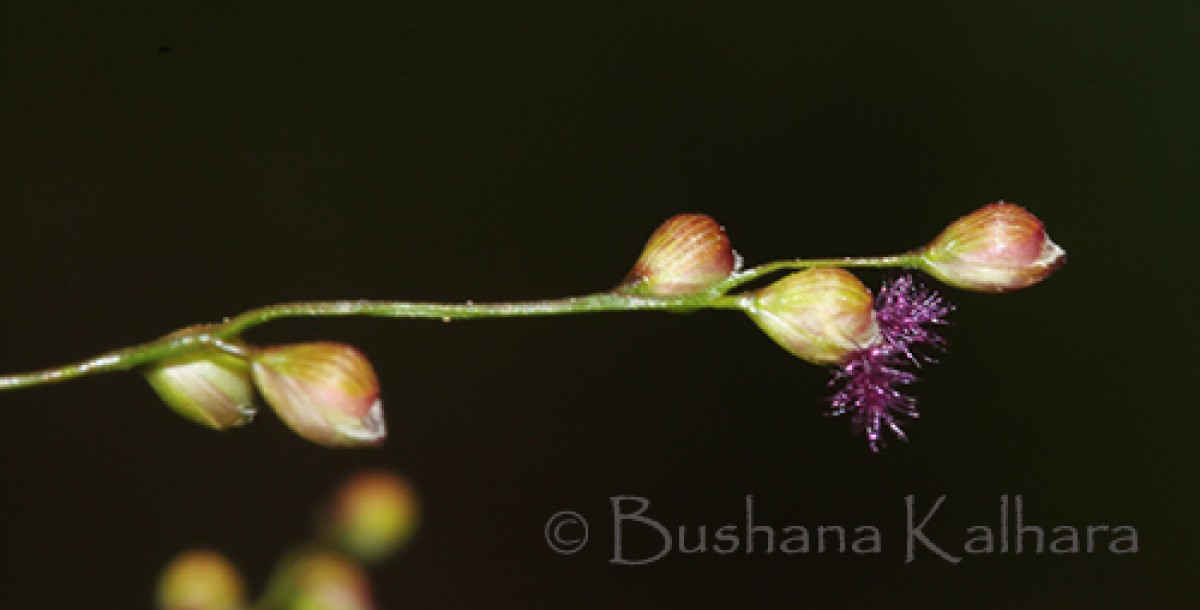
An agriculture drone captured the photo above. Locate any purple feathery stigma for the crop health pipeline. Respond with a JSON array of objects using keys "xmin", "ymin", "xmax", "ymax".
[
  {"xmin": 829, "ymin": 275, "xmax": 953, "ymax": 451},
  {"xmin": 874, "ymin": 275, "xmax": 953, "ymax": 363}
]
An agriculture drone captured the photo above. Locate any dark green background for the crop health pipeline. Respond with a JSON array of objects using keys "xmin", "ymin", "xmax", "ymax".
[{"xmin": 2, "ymin": 2, "xmax": 1196, "ymax": 608}]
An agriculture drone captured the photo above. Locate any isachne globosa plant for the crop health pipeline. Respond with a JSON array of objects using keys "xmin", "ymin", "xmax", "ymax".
[{"xmin": 0, "ymin": 202, "xmax": 1065, "ymax": 451}]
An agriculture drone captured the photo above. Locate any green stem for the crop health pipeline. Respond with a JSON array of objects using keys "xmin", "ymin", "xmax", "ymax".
[
  {"xmin": 0, "ymin": 333, "xmax": 246, "ymax": 390},
  {"xmin": 0, "ymin": 293, "xmax": 702, "ymax": 391},
  {"xmin": 0, "ymin": 254, "xmax": 919, "ymax": 392},
  {"xmin": 213, "ymin": 292, "xmax": 701, "ymax": 338},
  {"xmin": 713, "ymin": 253, "xmax": 922, "ymax": 294}
]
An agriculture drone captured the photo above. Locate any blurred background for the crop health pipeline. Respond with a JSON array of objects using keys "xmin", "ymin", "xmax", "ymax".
[{"xmin": 2, "ymin": 1, "xmax": 1196, "ymax": 607}]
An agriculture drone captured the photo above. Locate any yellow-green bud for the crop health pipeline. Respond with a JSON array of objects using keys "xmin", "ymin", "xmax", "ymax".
[
  {"xmin": 324, "ymin": 470, "xmax": 419, "ymax": 563},
  {"xmin": 279, "ymin": 552, "xmax": 374, "ymax": 610},
  {"xmin": 621, "ymin": 213, "xmax": 739, "ymax": 296},
  {"xmin": 144, "ymin": 330, "xmax": 255, "ymax": 430},
  {"xmin": 157, "ymin": 549, "xmax": 245, "ymax": 610},
  {"xmin": 748, "ymin": 268, "xmax": 878, "ymax": 365},
  {"xmin": 250, "ymin": 343, "xmax": 385, "ymax": 447},
  {"xmin": 919, "ymin": 202, "xmax": 1066, "ymax": 293}
]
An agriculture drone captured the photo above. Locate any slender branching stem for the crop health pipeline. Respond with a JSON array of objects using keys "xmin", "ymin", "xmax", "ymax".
[
  {"xmin": 713, "ymin": 254, "xmax": 921, "ymax": 294},
  {"xmin": 0, "ymin": 255, "xmax": 919, "ymax": 392},
  {"xmin": 214, "ymin": 293, "xmax": 699, "ymax": 338}
]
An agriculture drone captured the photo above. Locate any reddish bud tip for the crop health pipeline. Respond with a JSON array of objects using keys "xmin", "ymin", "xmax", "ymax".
[
  {"xmin": 324, "ymin": 470, "xmax": 420, "ymax": 563},
  {"xmin": 920, "ymin": 202, "xmax": 1066, "ymax": 293},
  {"xmin": 144, "ymin": 329, "xmax": 256, "ymax": 430},
  {"xmin": 621, "ymin": 213, "xmax": 739, "ymax": 296},
  {"xmin": 748, "ymin": 268, "xmax": 879, "ymax": 365},
  {"xmin": 250, "ymin": 343, "xmax": 386, "ymax": 447},
  {"xmin": 157, "ymin": 549, "xmax": 245, "ymax": 610}
]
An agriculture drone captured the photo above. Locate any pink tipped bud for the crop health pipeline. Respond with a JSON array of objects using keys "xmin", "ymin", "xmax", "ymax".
[
  {"xmin": 279, "ymin": 552, "xmax": 375, "ymax": 610},
  {"xmin": 324, "ymin": 470, "xmax": 420, "ymax": 563},
  {"xmin": 144, "ymin": 330, "xmax": 256, "ymax": 430},
  {"xmin": 250, "ymin": 343, "xmax": 385, "ymax": 447},
  {"xmin": 748, "ymin": 268, "xmax": 879, "ymax": 365},
  {"xmin": 157, "ymin": 549, "xmax": 245, "ymax": 610},
  {"xmin": 621, "ymin": 213, "xmax": 739, "ymax": 296},
  {"xmin": 919, "ymin": 202, "xmax": 1066, "ymax": 293}
]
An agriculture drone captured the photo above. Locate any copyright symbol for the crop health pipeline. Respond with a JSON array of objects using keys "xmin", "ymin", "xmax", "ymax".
[{"xmin": 544, "ymin": 510, "xmax": 588, "ymax": 554}]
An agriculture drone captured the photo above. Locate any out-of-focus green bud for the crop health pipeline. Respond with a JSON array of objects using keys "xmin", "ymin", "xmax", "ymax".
[
  {"xmin": 279, "ymin": 552, "xmax": 374, "ymax": 610},
  {"xmin": 919, "ymin": 202, "xmax": 1066, "ymax": 293},
  {"xmin": 144, "ymin": 328, "xmax": 255, "ymax": 430},
  {"xmin": 748, "ymin": 268, "xmax": 878, "ymax": 365},
  {"xmin": 620, "ymin": 213, "xmax": 739, "ymax": 296},
  {"xmin": 324, "ymin": 470, "xmax": 419, "ymax": 564},
  {"xmin": 157, "ymin": 549, "xmax": 245, "ymax": 610},
  {"xmin": 250, "ymin": 343, "xmax": 385, "ymax": 447}
]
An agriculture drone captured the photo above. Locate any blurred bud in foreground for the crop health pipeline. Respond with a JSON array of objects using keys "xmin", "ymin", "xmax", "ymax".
[
  {"xmin": 157, "ymin": 549, "xmax": 245, "ymax": 610},
  {"xmin": 278, "ymin": 552, "xmax": 374, "ymax": 610},
  {"xmin": 144, "ymin": 328, "xmax": 256, "ymax": 430},
  {"xmin": 748, "ymin": 268, "xmax": 878, "ymax": 365},
  {"xmin": 324, "ymin": 470, "xmax": 419, "ymax": 564},
  {"xmin": 919, "ymin": 202, "xmax": 1066, "ymax": 292},
  {"xmin": 250, "ymin": 343, "xmax": 385, "ymax": 447},
  {"xmin": 621, "ymin": 213, "xmax": 739, "ymax": 296}
]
